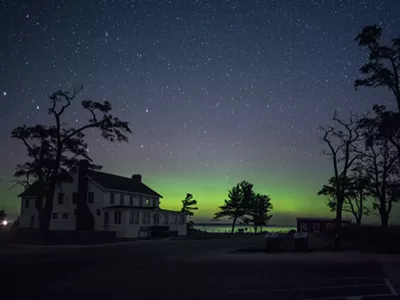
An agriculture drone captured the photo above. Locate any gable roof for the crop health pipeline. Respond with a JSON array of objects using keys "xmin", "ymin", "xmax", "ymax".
[
  {"xmin": 19, "ymin": 171, "xmax": 162, "ymax": 198},
  {"xmin": 18, "ymin": 182, "xmax": 42, "ymax": 198},
  {"xmin": 87, "ymin": 171, "xmax": 162, "ymax": 198}
]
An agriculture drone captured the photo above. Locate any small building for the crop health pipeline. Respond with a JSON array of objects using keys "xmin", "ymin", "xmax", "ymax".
[
  {"xmin": 18, "ymin": 160, "xmax": 187, "ymax": 238},
  {"xmin": 296, "ymin": 217, "xmax": 351, "ymax": 233}
]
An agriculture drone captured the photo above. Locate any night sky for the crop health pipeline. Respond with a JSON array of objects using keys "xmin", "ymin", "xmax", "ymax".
[{"xmin": 1, "ymin": 0, "xmax": 399, "ymax": 224}]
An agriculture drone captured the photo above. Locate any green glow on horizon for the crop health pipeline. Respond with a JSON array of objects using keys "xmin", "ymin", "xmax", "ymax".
[{"xmin": 1, "ymin": 162, "xmax": 334, "ymax": 224}]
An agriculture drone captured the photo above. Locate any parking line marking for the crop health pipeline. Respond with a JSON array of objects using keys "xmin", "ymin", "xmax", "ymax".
[{"xmin": 385, "ymin": 278, "xmax": 398, "ymax": 295}]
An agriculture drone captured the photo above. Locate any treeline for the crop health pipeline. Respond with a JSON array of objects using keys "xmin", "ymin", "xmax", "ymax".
[
  {"xmin": 319, "ymin": 25, "xmax": 400, "ymax": 229},
  {"xmin": 214, "ymin": 181, "xmax": 273, "ymax": 234}
]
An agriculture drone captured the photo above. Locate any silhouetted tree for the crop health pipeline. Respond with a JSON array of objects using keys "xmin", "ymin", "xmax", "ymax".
[
  {"xmin": 320, "ymin": 112, "xmax": 362, "ymax": 246},
  {"xmin": 181, "ymin": 193, "xmax": 198, "ymax": 229},
  {"xmin": 214, "ymin": 181, "xmax": 254, "ymax": 234},
  {"xmin": 242, "ymin": 194, "xmax": 273, "ymax": 234},
  {"xmin": 0, "ymin": 210, "xmax": 6, "ymax": 223},
  {"xmin": 359, "ymin": 139, "xmax": 398, "ymax": 227},
  {"xmin": 12, "ymin": 86, "xmax": 131, "ymax": 232},
  {"xmin": 318, "ymin": 165, "xmax": 370, "ymax": 225},
  {"xmin": 355, "ymin": 25, "xmax": 400, "ymax": 110}
]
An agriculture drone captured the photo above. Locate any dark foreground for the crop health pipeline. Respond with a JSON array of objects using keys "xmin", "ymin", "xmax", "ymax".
[{"xmin": 1, "ymin": 236, "xmax": 399, "ymax": 300}]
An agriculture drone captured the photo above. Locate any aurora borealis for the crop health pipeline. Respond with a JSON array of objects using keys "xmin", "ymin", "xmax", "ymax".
[{"xmin": 1, "ymin": 1, "xmax": 400, "ymax": 224}]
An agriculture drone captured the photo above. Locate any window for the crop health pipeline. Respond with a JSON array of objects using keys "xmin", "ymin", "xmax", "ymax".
[
  {"xmin": 129, "ymin": 195, "xmax": 133, "ymax": 206},
  {"xmin": 114, "ymin": 211, "xmax": 122, "ymax": 224},
  {"xmin": 52, "ymin": 213, "xmax": 58, "ymax": 219},
  {"xmin": 74, "ymin": 209, "xmax": 77, "ymax": 216},
  {"xmin": 35, "ymin": 197, "xmax": 42, "ymax": 209},
  {"xmin": 57, "ymin": 193, "xmax": 64, "ymax": 204},
  {"xmin": 24, "ymin": 198, "xmax": 30, "ymax": 208},
  {"xmin": 163, "ymin": 213, "xmax": 169, "ymax": 225},
  {"xmin": 120, "ymin": 194, "xmax": 124, "ymax": 205},
  {"xmin": 104, "ymin": 212, "xmax": 110, "ymax": 225},
  {"xmin": 62, "ymin": 213, "xmax": 68, "ymax": 220},
  {"xmin": 139, "ymin": 197, "xmax": 143, "ymax": 207},
  {"xmin": 110, "ymin": 193, "xmax": 115, "ymax": 205},
  {"xmin": 300, "ymin": 223, "xmax": 307, "ymax": 232},
  {"xmin": 313, "ymin": 223, "xmax": 320, "ymax": 233},
  {"xmin": 129, "ymin": 211, "xmax": 139, "ymax": 224},
  {"xmin": 145, "ymin": 199, "xmax": 150, "ymax": 206},
  {"xmin": 72, "ymin": 193, "xmax": 77, "ymax": 204},
  {"xmin": 326, "ymin": 222, "xmax": 333, "ymax": 230},
  {"xmin": 88, "ymin": 192, "xmax": 94, "ymax": 204},
  {"xmin": 142, "ymin": 212, "xmax": 150, "ymax": 225},
  {"xmin": 133, "ymin": 212, "xmax": 139, "ymax": 224},
  {"xmin": 179, "ymin": 214, "xmax": 185, "ymax": 225},
  {"xmin": 96, "ymin": 209, "xmax": 101, "ymax": 216},
  {"xmin": 170, "ymin": 214, "xmax": 177, "ymax": 225}
]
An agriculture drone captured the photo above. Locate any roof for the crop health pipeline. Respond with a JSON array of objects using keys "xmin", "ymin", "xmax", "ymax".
[
  {"xmin": 18, "ymin": 182, "xmax": 42, "ymax": 197},
  {"xmin": 87, "ymin": 171, "xmax": 162, "ymax": 198},
  {"xmin": 102, "ymin": 205, "xmax": 157, "ymax": 210},
  {"xmin": 102, "ymin": 205, "xmax": 182, "ymax": 214},
  {"xmin": 19, "ymin": 171, "xmax": 162, "ymax": 198}
]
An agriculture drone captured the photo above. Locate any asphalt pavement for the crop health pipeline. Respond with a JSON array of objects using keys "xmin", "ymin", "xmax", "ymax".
[{"xmin": 1, "ymin": 237, "xmax": 399, "ymax": 300}]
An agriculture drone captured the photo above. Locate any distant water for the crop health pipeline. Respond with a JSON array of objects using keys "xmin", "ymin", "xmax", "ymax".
[{"xmin": 193, "ymin": 224, "xmax": 296, "ymax": 233}]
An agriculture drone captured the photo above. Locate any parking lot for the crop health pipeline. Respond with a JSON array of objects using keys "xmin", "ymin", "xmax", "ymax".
[{"xmin": 1, "ymin": 238, "xmax": 399, "ymax": 299}]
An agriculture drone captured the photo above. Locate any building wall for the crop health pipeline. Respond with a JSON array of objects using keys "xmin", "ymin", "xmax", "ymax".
[
  {"xmin": 87, "ymin": 181, "xmax": 105, "ymax": 231},
  {"xmin": 297, "ymin": 219, "xmax": 335, "ymax": 233},
  {"xmin": 49, "ymin": 177, "xmax": 79, "ymax": 230},
  {"xmin": 103, "ymin": 209, "xmax": 187, "ymax": 238},
  {"xmin": 19, "ymin": 196, "xmax": 39, "ymax": 228},
  {"xmin": 18, "ymin": 177, "xmax": 187, "ymax": 238}
]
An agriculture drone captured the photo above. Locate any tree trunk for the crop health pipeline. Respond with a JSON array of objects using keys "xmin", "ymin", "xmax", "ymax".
[
  {"xmin": 39, "ymin": 184, "xmax": 55, "ymax": 233},
  {"xmin": 254, "ymin": 226, "xmax": 258, "ymax": 234},
  {"xmin": 380, "ymin": 210, "xmax": 389, "ymax": 227},
  {"xmin": 335, "ymin": 198, "xmax": 344, "ymax": 250},
  {"xmin": 231, "ymin": 217, "xmax": 237, "ymax": 234},
  {"xmin": 39, "ymin": 207, "xmax": 51, "ymax": 233}
]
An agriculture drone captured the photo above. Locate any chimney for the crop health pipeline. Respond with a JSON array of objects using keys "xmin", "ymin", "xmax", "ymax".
[
  {"xmin": 132, "ymin": 174, "xmax": 142, "ymax": 183},
  {"xmin": 78, "ymin": 159, "xmax": 89, "ymax": 177},
  {"xmin": 76, "ymin": 159, "xmax": 94, "ymax": 230}
]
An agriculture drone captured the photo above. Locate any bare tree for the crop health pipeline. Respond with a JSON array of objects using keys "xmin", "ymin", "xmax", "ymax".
[
  {"xmin": 359, "ymin": 139, "xmax": 398, "ymax": 227},
  {"xmin": 318, "ymin": 164, "xmax": 370, "ymax": 225},
  {"xmin": 320, "ymin": 112, "xmax": 362, "ymax": 246}
]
